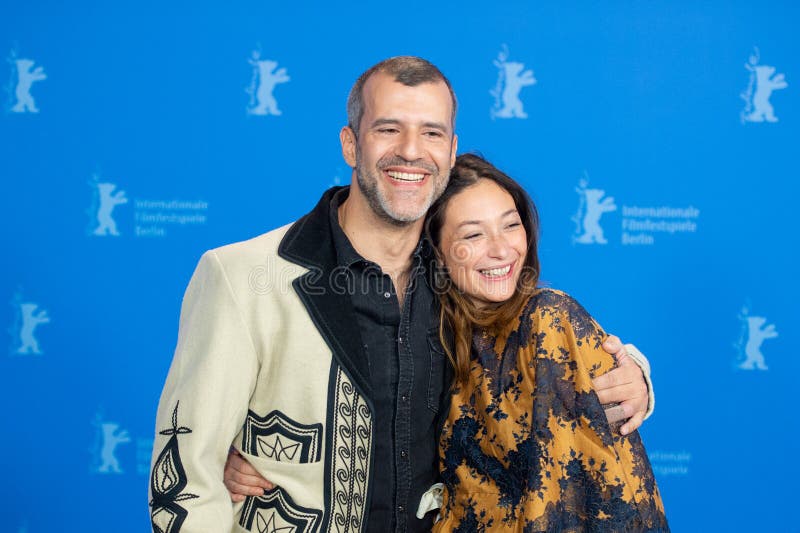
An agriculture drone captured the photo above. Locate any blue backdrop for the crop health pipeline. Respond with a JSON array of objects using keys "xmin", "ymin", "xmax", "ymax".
[{"xmin": 2, "ymin": 2, "xmax": 796, "ymax": 531}]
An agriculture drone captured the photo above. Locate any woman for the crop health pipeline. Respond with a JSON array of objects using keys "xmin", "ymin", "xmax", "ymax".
[
  {"xmin": 424, "ymin": 153, "xmax": 668, "ymax": 531},
  {"xmin": 224, "ymin": 154, "xmax": 669, "ymax": 531}
]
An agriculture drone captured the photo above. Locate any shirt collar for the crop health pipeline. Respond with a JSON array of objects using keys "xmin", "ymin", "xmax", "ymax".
[{"xmin": 328, "ymin": 187, "xmax": 429, "ymax": 270}]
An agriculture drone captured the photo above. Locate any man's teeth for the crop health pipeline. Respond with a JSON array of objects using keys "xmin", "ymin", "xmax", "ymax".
[
  {"xmin": 480, "ymin": 265, "xmax": 511, "ymax": 277},
  {"xmin": 387, "ymin": 171, "xmax": 425, "ymax": 182}
]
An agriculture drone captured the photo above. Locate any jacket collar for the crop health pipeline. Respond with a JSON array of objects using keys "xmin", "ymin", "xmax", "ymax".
[
  {"xmin": 277, "ymin": 186, "xmax": 374, "ymax": 400},
  {"xmin": 278, "ymin": 186, "xmax": 345, "ymax": 272}
]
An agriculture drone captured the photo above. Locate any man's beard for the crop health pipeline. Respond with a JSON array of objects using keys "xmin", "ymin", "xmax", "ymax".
[{"xmin": 355, "ymin": 152, "xmax": 449, "ymax": 227}]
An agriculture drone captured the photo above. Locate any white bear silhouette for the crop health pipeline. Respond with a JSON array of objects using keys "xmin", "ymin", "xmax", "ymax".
[
  {"xmin": 739, "ymin": 316, "xmax": 778, "ymax": 370},
  {"xmin": 11, "ymin": 58, "xmax": 46, "ymax": 113},
  {"xmin": 16, "ymin": 303, "xmax": 50, "ymax": 354},
  {"xmin": 493, "ymin": 61, "xmax": 536, "ymax": 119},
  {"xmin": 575, "ymin": 188, "xmax": 617, "ymax": 244},
  {"xmin": 98, "ymin": 423, "xmax": 131, "ymax": 474},
  {"xmin": 93, "ymin": 183, "xmax": 128, "ymax": 236},
  {"xmin": 247, "ymin": 58, "xmax": 290, "ymax": 116},
  {"xmin": 744, "ymin": 64, "xmax": 788, "ymax": 123}
]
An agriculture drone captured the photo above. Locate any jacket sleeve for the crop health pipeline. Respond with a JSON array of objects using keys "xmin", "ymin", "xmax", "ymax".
[
  {"xmin": 149, "ymin": 250, "xmax": 260, "ymax": 532},
  {"xmin": 624, "ymin": 343, "xmax": 655, "ymax": 419}
]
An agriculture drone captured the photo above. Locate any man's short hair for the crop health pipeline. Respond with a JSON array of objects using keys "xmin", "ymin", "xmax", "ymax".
[{"xmin": 346, "ymin": 56, "xmax": 457, "ymax": 138}]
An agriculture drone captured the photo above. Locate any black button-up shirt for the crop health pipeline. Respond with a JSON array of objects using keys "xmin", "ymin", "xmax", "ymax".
[{"xmin": 329, "ymin": 190, "xmax": 447, "ymax": 532}]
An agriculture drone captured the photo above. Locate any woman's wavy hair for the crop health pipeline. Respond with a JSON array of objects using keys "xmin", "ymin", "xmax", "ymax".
[{"xmin": 424, "ymin": 153, "xmax": 540, "ymax": 385}]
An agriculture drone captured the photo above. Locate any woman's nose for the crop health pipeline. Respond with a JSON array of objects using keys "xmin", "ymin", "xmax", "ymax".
[{"xmin": 486, "ymin": 234, "xmax": 510, "ymax": 259}]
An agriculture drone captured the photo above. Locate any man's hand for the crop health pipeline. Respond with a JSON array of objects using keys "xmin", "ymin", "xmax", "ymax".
[
  {"xmin": 223, "ymin": 449, "xmax": 274, "ymax": 502},
  {"xmin": 593, "ymin": 335, "xmax": 649, "ymax": 436}
]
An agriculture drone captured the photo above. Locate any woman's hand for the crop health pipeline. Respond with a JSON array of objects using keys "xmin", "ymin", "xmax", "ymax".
[{"xmin": 223, "ymin": 448, "xmax": 274, "ymax": 502}]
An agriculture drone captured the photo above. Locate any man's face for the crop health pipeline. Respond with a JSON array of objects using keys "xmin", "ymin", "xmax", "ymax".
[{"xmin": 341, "ymin": 72, "xmax": 458, "ymax": 225}]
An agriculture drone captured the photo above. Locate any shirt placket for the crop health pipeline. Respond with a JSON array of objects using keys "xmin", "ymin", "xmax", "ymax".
[{"xmin": 393, "ymin": 266, "xmax": 419, "ymax": 531}]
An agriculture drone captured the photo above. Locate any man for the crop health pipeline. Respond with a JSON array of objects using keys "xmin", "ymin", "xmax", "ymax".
[{"xmin": 149, "ymin": 56, "xmax": 653, "ymax": 533}]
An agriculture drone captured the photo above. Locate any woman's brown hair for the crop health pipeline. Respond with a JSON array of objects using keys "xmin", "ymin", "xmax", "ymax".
[{"xmin": 424, "ymin": 153, "xmax": 540, "ymax": 384}]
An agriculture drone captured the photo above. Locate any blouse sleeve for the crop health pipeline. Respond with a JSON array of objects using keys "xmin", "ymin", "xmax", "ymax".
[{"xmin": 543, "ymin": 290, "xmax": 667, "ymax": 528}]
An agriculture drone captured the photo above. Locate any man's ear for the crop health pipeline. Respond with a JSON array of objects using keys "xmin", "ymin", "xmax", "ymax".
[
  {"xmin": 450, "ymin": 134, "xmax": 458, "ymax": 168},
  {"xmin": 340, "ymin": 126, "xmax": 357, "ymax": 168}
]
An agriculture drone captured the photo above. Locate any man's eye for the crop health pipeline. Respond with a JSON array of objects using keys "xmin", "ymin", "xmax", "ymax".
[
  {"xmin": 424, "ymin": 131, "xmax": 443, "ymax": 138},
  {"xmin": 464, "ymin": 233, "xmax": 481, "ymax": 240},
  {"xmin": 378, "ymin": 128, "xmax": 398, "ymax": 134}
]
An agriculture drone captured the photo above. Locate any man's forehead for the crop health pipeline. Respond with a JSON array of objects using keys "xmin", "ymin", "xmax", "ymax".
[{"xmin": 362, "ymin": 72, "xmax": 453, "ymax": 119}]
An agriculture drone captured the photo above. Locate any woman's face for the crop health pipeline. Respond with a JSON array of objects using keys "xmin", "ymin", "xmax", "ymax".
[{"xmin": 438, "ymin": 179, "xmax": 528, "ymax": 308}]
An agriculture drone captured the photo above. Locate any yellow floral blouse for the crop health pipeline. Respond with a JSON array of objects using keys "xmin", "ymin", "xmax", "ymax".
[{"xmin": 433, "ymin": 289, "xmax": 668, "ymax": 532}]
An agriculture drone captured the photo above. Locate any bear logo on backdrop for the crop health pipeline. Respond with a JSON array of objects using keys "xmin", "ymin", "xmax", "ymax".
[
  {"xmin": 87, "ymin": 174, "xmax": 128, "ymax": 237},
  {"xmin": 735, "ymin": 303, "xmax": 779, "ymax": 371},
  {"xmin": 572, "ymin": 174, "xmax": 617, "ymax": 245},
  {"xmin": 571, "ymin": 173, "xmax": 700, "ymax": 246},
  {"xmin": 491, "ymin": 44, "xmax": 536, "ymax": 119},
  {"xmin": 9, "ymin": 290, "xmax": 50, "ymax": 356},
  {"xmin": 740, "ymin": 47, "xmax": 788, "ymax": 124},
  {"xmin": 6, "ymin": 49, "xmax": 46, "ymax": 114},
  {"xmin": 91, "ymin": 412, "xmax": 132, "ymax": 474},
  {"xmin": 246, "ymin": 48, "xmax": 290, "ymax": 116},
  {"xmin": 84, "ymin": 172, "xmax": 209, "ymax": 238}
]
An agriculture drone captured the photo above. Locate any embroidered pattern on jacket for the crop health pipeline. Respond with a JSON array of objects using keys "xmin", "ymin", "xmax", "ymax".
[
  {"xmin": 243, "ymin": 409, "xmax": 323, "ymax": 464},
  {"xmin": 150, "ymin": 402, "xmax": 199, "ymax": 533},
  {"xmin": 239, "ymin": 488, "xmax": 323, "ymax": 533},
  {"xmin": 325, "ymin": 367, "xmax": 372, "ymax": 532}
]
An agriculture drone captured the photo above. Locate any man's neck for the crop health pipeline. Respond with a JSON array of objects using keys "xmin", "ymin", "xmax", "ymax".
[{"xmin": 337, "ymin": 195, "xmax": 423, "ymax": 297}]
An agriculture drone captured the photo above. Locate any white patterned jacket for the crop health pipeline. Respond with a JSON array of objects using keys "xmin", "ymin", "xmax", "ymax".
[{"xmin": 150, "ymin": 188, "xmax": 379, "ymax": 533}]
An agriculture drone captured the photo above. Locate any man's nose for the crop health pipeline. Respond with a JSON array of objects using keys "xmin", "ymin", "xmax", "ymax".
[{"xmin": 395, "ymin": 130, "xmax": 423, "ymax": 162}]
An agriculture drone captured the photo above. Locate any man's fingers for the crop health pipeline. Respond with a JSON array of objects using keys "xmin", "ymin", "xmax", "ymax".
[
  {"xmin": 603, "ymin": 404, "xmax": 627, "ymax": 425},
  {"xmin": 604, "ymin": 400, "xmax": 646, "ymax": 433},
  {"xmin": 597, "ymin": 383, "xmax": 648, "ymax": 415},
  {"xmin": 602, "ymin": 335, "xmax": 624, "ymax": 357},
  {"xmin": 595, "ymin": 381, "xmax": 645, "ymax": 406},
  {"xmin": 597, "ymin": 334, "xmax": 648, "ymax": 434},
  {"xmin": 620, "ymin": 410, "xmax": 645, "ymax": 436},
  {"xmin": 592, "ymin": 370, "xmax": 616, "ymax": 392},
  {"xmin": 593, "ymin": 357, "xmax": 643, "ymax": 401},
  {"xmin": 593, "ymin": 364, "xmax": 631, "ymax": 393}
]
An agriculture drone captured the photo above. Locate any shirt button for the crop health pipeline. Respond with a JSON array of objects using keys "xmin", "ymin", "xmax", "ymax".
[
  {"xmin": 400, "ymin": 450, "xmax": 407, "ymax": 458},
  {"xmin": 383, "ymin": 291, "xmax": 391, "ymax": 298},
  {"xmin": 398, "ymin": 337, "xmax": 403, "ymax": 344},
  {"xmin": 398, "ymin": 505, "xmax": 405, "ymax": 513},
  {"xmin": 401, "ymin": 394, "xmax": 409, "ymax": 402}
]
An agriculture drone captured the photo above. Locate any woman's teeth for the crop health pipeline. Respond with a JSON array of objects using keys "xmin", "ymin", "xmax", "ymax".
[{"xmin": 480, "ymin": 265, "xmax": 511, "ymax": 277}]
